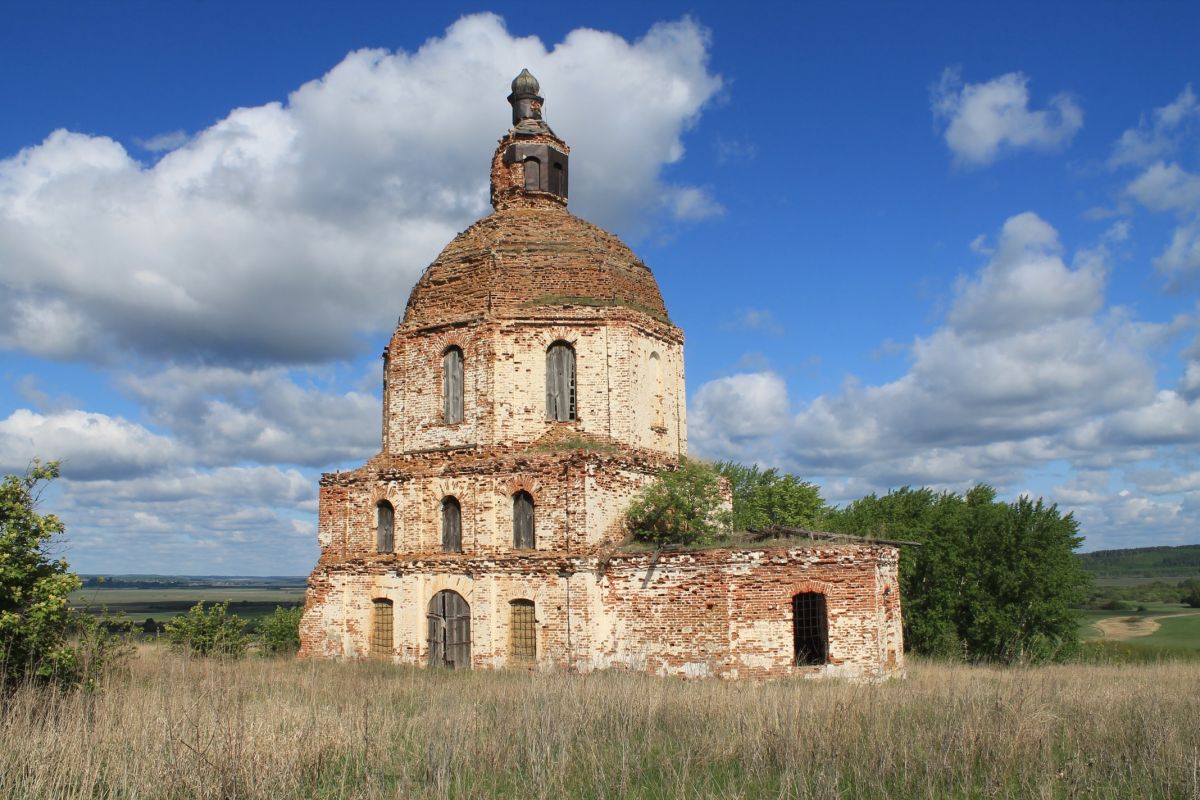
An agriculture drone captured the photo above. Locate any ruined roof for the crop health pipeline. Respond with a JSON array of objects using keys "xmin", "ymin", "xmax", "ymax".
[{"xmin": 401, "ymin": 205, "xmax": 670, "ymax": 328}]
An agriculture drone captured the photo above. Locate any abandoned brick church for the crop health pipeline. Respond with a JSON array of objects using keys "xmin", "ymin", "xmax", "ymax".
[{"xmin": 299, "ymin": 70, "xmax": 904, "ymax": 679}]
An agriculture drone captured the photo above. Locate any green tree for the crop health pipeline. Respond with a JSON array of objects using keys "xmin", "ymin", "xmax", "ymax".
[
  {"xmin": 626, "ymin": 458, "xmax": 732, "ymax": 547},
  {"xmin": 0, "ymin": 461, "xmax": 91, "ymax": 687},
  {"xmin": 828, "ymin": 484, "xmax": 1090, "ymax": 663},
  {"xmin": 1182, "ymin": 579, "xmax": 1200, "ymax": 608},
  {"xmin": 715, "ymin": 462, "xmax": 827, "ymax": 530},
  {"xmin": 164, "ymin": 601, "xmax": 249, "ymax": 658},
  {"xmin": 258, "ymin": 605, "xmax": 303, "ymax": 655}
]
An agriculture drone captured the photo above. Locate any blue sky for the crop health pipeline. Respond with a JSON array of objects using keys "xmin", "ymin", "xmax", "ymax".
[{"xmin": 2, "ymin": 1, "xmax": 1198, "ymax": 574}]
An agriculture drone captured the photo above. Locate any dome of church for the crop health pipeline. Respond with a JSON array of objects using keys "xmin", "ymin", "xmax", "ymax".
[
  {"xmin": 401, "ymin": 69, "xmax": 669, "ymax": 329},
  {"xmin": 401, "ymin": 205, "xmax": 668, "ymax": 328}
]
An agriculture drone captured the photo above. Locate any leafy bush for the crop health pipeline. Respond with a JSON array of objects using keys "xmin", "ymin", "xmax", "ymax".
[
  {"xmin": 715, "ymin": 462, "xmax": 827, "ymax": 530},
  {"xmin": 626, "ymin": 458, "xmax": 731, "ymax": 547},
  {"xmin": 258, "ymin": 605, "xmax": 302, "ymax": 655},
  {"xmin": 828, "ymin": 485, "xmax": 1091, "ymax": 663},
  {"xmin": 1, "ymin": 460, "xmax": 127, "ymax": 689},
  {"xmin": 164, "ymin": 601, "xmax": 249, "ymax": 658}
]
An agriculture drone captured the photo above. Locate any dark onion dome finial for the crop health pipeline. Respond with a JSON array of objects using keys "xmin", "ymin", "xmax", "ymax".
[
  {"xmin": 507, "ymin": 68, "xmax": 552, "ymax": 134},
  {"xmin": 511, "ymin": 68, "xmax": 540, "ymax": 97}
]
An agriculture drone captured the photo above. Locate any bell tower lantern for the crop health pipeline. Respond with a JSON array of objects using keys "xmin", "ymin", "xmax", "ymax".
[{"xmin": 492, "ymin": 68, "xmax": 569, "ymax": 208}]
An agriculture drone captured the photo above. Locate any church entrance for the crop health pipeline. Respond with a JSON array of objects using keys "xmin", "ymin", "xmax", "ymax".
[{"xmin": 427, "ymin": 590, "xmax": 471, "ymax": 668}]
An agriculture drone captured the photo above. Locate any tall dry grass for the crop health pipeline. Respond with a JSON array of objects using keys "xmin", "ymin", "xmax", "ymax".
[{"xmin": 1, "ymin": 644, "xmax": 1198, "ymax": 799}]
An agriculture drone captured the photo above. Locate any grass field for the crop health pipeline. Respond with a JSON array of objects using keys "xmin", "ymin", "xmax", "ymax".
[
  {"xmin": 69, "ymin": 587, "xmax": 306, "ymax": 622},
  {"xmin": 2, "ymin": 646, "xmax": 1199, "ymax": 799}
]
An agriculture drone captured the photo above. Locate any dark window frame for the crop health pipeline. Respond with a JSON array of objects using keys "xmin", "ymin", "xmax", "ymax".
[
  {"xmin": 443, "ymin": 346, "xmax": 464, "ymax": 425},
  {"xmin": 441, "ymin": 496, "xmax": 462, "ymax": 553},
  {"xmin": 509, "ymin": 599, "xmax": 536, "ymax": 665},
  {"xmin": 376, "ymin": 500, "xmax": 394, "ymax": 553},
  {"xmin": 792, "ymin": 592, "xmax": 829, "ymax": 666},
  {"xmin": 513, "ymin": 491, "xmax": 535, "ymax": 550},
  {"xmin": 546, "ymin": 341, "xmax": 577, "ymax": 422}
]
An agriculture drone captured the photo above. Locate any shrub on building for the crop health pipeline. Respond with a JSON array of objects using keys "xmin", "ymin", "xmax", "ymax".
[
  {"xmin": 164, "ymin": 601, "xmax": 249, "ymax": 658},
  {"xmin": 626, "ymin": 458, "xmax": 732, "ymax": 547}
]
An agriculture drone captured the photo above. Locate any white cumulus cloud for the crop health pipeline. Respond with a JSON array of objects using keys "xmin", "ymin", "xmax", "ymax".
[
  {"xmin": 931, "ymin": 69, "xmax": 1082, "ymax": 167},
  {"xmin": 0, "ymin": 13, "xmax": 722, "ymax": 367}
]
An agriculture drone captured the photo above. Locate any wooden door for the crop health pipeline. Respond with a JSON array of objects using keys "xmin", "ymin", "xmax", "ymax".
[{"xmin": 427, "ymin": 590, "xmax": 471, "ymax": 669}]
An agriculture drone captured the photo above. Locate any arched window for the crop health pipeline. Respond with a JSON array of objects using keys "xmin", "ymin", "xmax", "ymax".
[
  {"xmin": 792, "ymin": 592, "xmax": 828, "ymax": 666},
  {"xmin": 649, "ymin": 351, "xmax": 665, "ymax": 429},
  {"xmin": 509, "ymin": 599, "xmax": 536, "ymax": 665},
  {"xmin": 428, "ymin": 590, "xmax": 471, "ymax": 668},
  {"xmin": 523, "ymin": 157, "xmax": 541, "ymax": 191},
  {"xmin": 376, "ymin": 500, "xmax": 394, "ymax": 553},
  {"xmin": 370, "ymin": 598, "xmax": 393, "ymax": 659},
  {"xmin": 546, "ymin": 341, "xmax": 576, "ymax": 421},
  {"xmin": 441, "ymin": 496, "xmax": 462, "ymax": 553},
  {"xmin": 549, "ymin": 162, "xmax": 565, "ymax": 196},
  {"xmin": 443, "ymin": 346, "xmax": 464, "ymax": 424},
  {"xmin": 513, "ymin": 491, "xmax": 535, "ymax": 549}
]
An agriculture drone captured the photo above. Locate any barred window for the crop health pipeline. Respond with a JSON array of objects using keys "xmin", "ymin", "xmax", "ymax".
[
  {"xmin": 509, "ymin": 599, "xmax": 536, "ymax": 665},
  {"xmin": 376, "ymin": 500, "xmax": 394, "ymax": 553},
  {"xmin": 793, "ymin": 592, "xmax": 828, "ymax": 666},
  {"xmin": 371, "ymin": 598, "xmax": 393, "ymax": 659}
]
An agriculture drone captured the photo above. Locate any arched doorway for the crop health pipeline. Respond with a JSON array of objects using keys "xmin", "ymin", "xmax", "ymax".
[{"xmin": 427, "ymin": 590, "xmax": 471, "ymax": 668}]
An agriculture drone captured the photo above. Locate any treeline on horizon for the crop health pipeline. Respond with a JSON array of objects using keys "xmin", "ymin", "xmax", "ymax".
[{"xmin": 1075, "ymin": 544, "xmax": 1200, "ymax": 577}]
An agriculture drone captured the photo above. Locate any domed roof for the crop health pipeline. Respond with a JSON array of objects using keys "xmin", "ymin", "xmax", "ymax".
[{"xmin": 401, "ymin": 206, "xmax": 669, "ymax": 328}]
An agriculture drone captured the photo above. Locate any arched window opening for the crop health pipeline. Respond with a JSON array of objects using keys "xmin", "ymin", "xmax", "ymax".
[
  {"xmin": 513, "ymin": 491, "xmax": 535, "ymax": 549},
  {"xmin": 649, "ymin": 351, "xmax": 665, "ymax": 429},
  {"xmin": 441, "ymin": 496, "xmax": 462, "ymax": 553},
  {"xmin": 550, "ymin": 162, "xmax": 565, "ymax": 196},
  {"xmin": 523, "ymin": 157, "xmax": 541, "ymax": 191},
  {"xmin": 546, "ymin": 341, "xmax": 576, "ymax": 421},
  {"xmin": 376, "ymin": 500, "xmax": 394, "ymax": 553},
  {"xmin": 793, "ymin": 592, "xmax": 828, "ymax": 666},
  {"xmin": 443, "ymin": 346, "xmax": 464, "ymax": 424},
  {"xmin": 509, "ymin": 599, "xmax": 536, "ymax": 665},
  {"xmin": 370, "ymin": 598, "xmax": 393, "ymax": 659},
  {"xmin": 427, "ymin": 590, "xmax": 471, "ymax": 668}
]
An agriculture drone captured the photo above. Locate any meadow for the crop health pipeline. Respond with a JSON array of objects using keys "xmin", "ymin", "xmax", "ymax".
[
  {"xmin": 69, "ymin": 587, "xmax": 306, "ymax": 623},
  {"xmin": 2, "ymin": 645, "xmax": 1198, "ymax": 799}
]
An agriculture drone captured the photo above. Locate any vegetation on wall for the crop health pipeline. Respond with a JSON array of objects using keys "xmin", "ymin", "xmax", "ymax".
[
  {"xmin": 626, "ymin": 459, "xmax": 731, "ymax": 547},
  {"xmin": 714, "ymin": 461, "xmax": 826, "ymax": 531}
]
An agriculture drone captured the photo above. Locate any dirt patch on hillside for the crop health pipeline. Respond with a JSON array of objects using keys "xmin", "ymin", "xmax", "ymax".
[{"xmin": 1093, "ymin": 612, "xmax": 1199, "ymax": 641}]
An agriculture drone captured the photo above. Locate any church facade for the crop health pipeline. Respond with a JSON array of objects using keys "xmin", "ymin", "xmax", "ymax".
[{"xmin": 299, "ymin": 71, "xmax": 904, "ymax": 680}]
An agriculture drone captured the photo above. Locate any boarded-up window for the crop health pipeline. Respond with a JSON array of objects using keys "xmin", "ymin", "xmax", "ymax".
[
  {"xmin": 376, "ymin": 500, "xmax": 394, "ymax": 553},
  {"xmin": 370, "ymin": 598, "xmax": 393, "ymax": 659},
  {"xmin": 523, "ymin": 157, "xmax": 541, "ymax": 191},
  {"xmin": 509, "ymin": 599, "xmax": 536, "ymax": 665},
  {"xmin": 513, "ymin": 491, "xmax": 535, "ymax": 549},
  {"xmin": 427, "ymin": 590, "xmax": 471, "ymax": 668},
  {"xmin": 793, "ymin": 592, "xmax": 828, "ymax": 666},
  {"xmin": 443, "ymin": 346, "xmax": 464, "ymax": 424},
  {"xmin": 546, "ymin": 342, "xmax": 576, "ymax": 421},
  {"xmin": 442, "ymin": 496, "xmax": 462, "ymax": 553}
]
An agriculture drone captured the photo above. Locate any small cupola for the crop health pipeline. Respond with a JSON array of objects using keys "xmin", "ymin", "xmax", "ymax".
[{"xmin": 491, "ymin": 68, "xmax": 569, "ymax": 210}]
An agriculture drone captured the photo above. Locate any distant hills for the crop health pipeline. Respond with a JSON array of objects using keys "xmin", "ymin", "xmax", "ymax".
[
  {"xmin": 78, "ymin": 575, "xmax": 306, "ymax": 589},
  {"xmin": 1077, "ymin": 545, "xmax": 1200, "ymax": 578}
]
